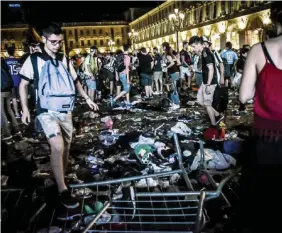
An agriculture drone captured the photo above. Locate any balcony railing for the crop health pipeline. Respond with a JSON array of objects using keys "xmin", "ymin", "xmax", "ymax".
[{"xmin": 62, "ymin": 21, "xmax": 129, "ymax": 27}]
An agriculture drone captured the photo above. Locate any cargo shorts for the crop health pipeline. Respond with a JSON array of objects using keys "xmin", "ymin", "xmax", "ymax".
[
  {"xmin": 197, "ymin": 84, "xmax": 216, "ymax": 106},
  {"xmin": 37, "ymin": 111, "xmax": 73, "ymax": 143}
]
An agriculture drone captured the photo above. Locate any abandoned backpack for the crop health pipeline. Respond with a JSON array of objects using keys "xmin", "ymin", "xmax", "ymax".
[{"xmin": 37, "ymin": 58, "xmax": 75, "ymax": 112}]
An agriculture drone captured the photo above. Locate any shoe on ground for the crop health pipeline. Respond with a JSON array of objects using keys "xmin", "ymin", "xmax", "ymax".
[
  {"xmin": 2, "ymin": 135, "xmax": 12, "ymax": 141},
  {"xmin": 57, "ymin": 206, "xmax": 82, "ymax": 221},
  {"xmin": 135, "ymin": 178, "xmax": 158, "ymax": 188},
  {"xmin": 59, "ymin": 190, "xmax": 79, "ymax": 209},
  {"xmin": 215, "ymin": 114, "xmax": 224, "ymax": 125},
  {"xmin": 170, "ymin": 104, "xmax": 180, "ymax": 111},
  {"xmin": 15, "ymin": 114, "xmax": 21, "ymax": 119}
]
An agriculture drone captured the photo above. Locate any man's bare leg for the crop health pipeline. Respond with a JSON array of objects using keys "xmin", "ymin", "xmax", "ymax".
[
  {"xmin": 63, "ymin": 142, "xmax": 71, "ymax": 173},
  {"xmin": 49, "ymin": 135, "xmax": 67, "ymax": 193}
]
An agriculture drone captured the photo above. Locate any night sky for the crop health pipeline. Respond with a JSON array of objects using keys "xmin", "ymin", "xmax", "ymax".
[{"xmin": 2, "ymin": 1, "xmax": 163, "ymax": 25}]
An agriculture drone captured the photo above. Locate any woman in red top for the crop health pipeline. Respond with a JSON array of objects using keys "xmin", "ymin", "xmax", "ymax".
[{"xmin": 238, "ymin": 3, "xmax": 282, "ymax": 232}]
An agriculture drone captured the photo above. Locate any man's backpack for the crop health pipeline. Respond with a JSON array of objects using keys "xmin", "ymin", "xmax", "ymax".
[
  {"xmin": 212, "ymin": 85, "xmax": 228, "ymax": 113},
  {"xmin": 31, "ymin": 53, "xmax": 75, "ymax": 112},
  {"xmin": 1, "ymin": 60, "xmax": 14, "ymax": 92},
  {"xmin": 115, "ymin": 53, "xmax": 126, "ymax": 72}
]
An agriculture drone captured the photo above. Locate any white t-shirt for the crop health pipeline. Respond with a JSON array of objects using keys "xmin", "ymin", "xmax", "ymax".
[{"xmin": 20, "ymin": 53, "xmax": 77, "ymax": 82}]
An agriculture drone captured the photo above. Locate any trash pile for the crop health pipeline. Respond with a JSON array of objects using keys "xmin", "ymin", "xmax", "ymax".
[{"xmin": 1, "ymin": 90, "xmax": 251, "ymax": 233}]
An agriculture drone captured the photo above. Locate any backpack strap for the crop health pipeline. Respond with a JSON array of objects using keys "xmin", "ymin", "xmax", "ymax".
[
  {"xmin": 261, "ymin": 42, "xmax": 276, "ymax": 68},
  {"xmin": 30, "ymin": 53, "xmax": 39, "ymax": 88},
  {"xmin": 57, "ymin": 53, "xmax": 70, "ymax": 72}
]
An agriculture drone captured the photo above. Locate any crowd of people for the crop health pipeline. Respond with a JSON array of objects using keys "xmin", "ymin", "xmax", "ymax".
[{"xmin": 1, "ymin": 2, "xmax": 282, "ymax": 232}]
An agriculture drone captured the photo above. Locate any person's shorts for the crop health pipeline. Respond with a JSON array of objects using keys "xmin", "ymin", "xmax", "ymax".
[
  {"xmin": 37, "ymin": 111, "xmax": 73, "ymax": 143},
  {"xmin": 170, "ymin": 72, "xmax": 180, "ymax": 82},
  {"xmin": 180, "ymin": 66, "xmax": 191, "ymax": 79},
  {"xmin": 197, "ymin": 84, "xmax": 217, "ymax": 106},
  {"xmin": 11, "ymin": 87, "xmax": 20, "ymax": 99},
  {"xmin": 140, "ymin": 73, "xmax": 153, "ymax": 86},
  {"xmin": 86, "ymin": 79, "xmax": 96, "ymax": 90},
  {"xmin": 105, "ymin": 69, "xmax": 115, "ymax": 82},
  {"xmin": 153, "ymin": 71, "xmax": 162, "ymax": 82},
  {"xmin": 116, "ymin": 79, "xmax": 122, "ymax": 87},
  {"xmin": 119, "ymin": 73, "xmax": 130, "ymax": 93}
]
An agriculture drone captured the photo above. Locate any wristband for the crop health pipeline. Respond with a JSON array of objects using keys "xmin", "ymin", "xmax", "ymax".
[{"xmin": 85, "ymin": 97, "xmax": 90, "ymax": 100}]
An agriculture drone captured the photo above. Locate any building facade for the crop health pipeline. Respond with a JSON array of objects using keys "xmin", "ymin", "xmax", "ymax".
[
  {"xmin": 62, "ymin": 22, "xmax": 130, "ymax": 55},
  {"xmin": 1, "ymin": 22, "xmax": 130, "ymax": 57},
  {"xmin": 129, "ymin": 0, "xmax": 271, "ymax": 52},
  {"xmin": 1, "ymin": 24, "xmax": 31, "ymax": 57}
]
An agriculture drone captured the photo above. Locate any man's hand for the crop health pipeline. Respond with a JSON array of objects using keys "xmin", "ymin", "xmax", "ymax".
[
  {"xmin": 86, "ymin": 98, "xmax": 99, "ymax": 111},
  {"xmin": 220, "ymin": 76, "xmax": 225, "ymax": 85},
  {"xmin": 205, "ymin": 85, "xmax": 211, "ymax": 95},
  {"xmin": 21, "ymin": 109, "xmax": 30, "ymax": 125}
]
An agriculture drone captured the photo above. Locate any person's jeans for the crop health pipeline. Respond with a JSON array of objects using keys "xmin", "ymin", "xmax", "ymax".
[
  {"xmin": 170, "ymin": 73, "xmax": 180, "ymax": 105},
  {"xmin": 1, "ymin": 91, "xmax": 18, "ymax": 137},
  {"xmin": 119, "ymin": 73, "xmax": 130, "ymax": 93}
]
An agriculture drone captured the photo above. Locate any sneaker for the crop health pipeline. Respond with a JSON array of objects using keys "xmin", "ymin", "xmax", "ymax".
[
  {"xmin": 135, "ymin": 178, "xmax": 158, "ymax": 188},
  {"xmin": 170, "ymin": 104, "xmax": 180, "ymax": 111},
  {"xmin": 57, "ymin": 206, "xmax": 82, "ymax": 221},
  {"xmin": 215, "ymin": 114, "xmax": 224, "ymax": 125},
  {"xmin": 2, "ymin": 135, "xmax": 12, "ymax": 141},
  {"xmin": 15, "ymin": 114, "xmax": 21, "ymax": 119},
  {"xmin": 59, "ymin": 190, "xmax": 80, "ymax": 209},
  {"xmin": 72, "ymin": 187, "xmax": 93, "ymax": 199},
  {"xmin": 153, "ymin": 91, "xmax": 159, "ymax": 95}
]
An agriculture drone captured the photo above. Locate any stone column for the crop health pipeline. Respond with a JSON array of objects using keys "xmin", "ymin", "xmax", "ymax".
[
  {"xmin": 220, "ymin": 33, "xmax": 226, "ymax": 49},
  {"xmin": 239, "ymin": 31, "xmax": 245, "ymax": 47},
  {"xmin": 217, "ymin": 1, "xmax": 221, "ymax": 18}
]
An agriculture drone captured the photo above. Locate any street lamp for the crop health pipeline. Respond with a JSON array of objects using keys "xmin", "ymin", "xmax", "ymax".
[
  {"xmin": 108, "ymin": 39, "xmax": 115, "ymax": 52},
  {"xmin": 169, "ymin": 8, "xmax": 185, "ymax": 52},
  {"xmin": 128, "ymin": 29, "xmax": 138, "ymax": 51}
]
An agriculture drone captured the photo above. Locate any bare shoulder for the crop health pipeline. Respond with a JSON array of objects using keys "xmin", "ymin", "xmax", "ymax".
[
  {"xmin": 247, "ymin": 43, "xmax": 264, "ymax": 62},
  {"xmin": 250, "ymin": 43, "xmax": 262, "ymax": 54}
]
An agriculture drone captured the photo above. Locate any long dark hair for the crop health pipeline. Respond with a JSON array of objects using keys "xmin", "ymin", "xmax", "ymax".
[{"xmin": 271, "ymin": 2, "xmax": 282, "ymax": 25}]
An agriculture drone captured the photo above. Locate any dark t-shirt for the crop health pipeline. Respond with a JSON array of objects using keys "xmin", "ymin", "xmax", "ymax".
[
  {"xmin": 138, "ymin": 53, "xmax": 153, "ymax": 74},
  {"xmin": 202, "ymin": 48, "xmax": 217, "ymax": 85},
  {"xmin": 236, "ymin": 57, "xmax": 246, "ymax": 72},
  {"xmin": 180, "ymin": 49, "xmax": 191, "ymax": 67},
  {"xmin": 154, "ymin": 53, "xmax": 162, "ymax": 72}
]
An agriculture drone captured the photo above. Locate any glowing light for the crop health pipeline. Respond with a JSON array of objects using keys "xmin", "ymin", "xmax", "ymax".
[
  {"xmin": 214, "ymin": 33, "xmax": 220, "ymax": 39},
  {"xmin": 237, "ymin": 16, "xmax": 248, "ymax": 30},
  {"xmin": 218, "ymin": 21, "xmax": 227, "ymax": 33},
  {"xmin": 191, "ymin": 28, "xmax": 198, "ymax": 36},
  {"xmin": 204, "ymin": 25, "xmax": 211, "ymax": 36}
]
